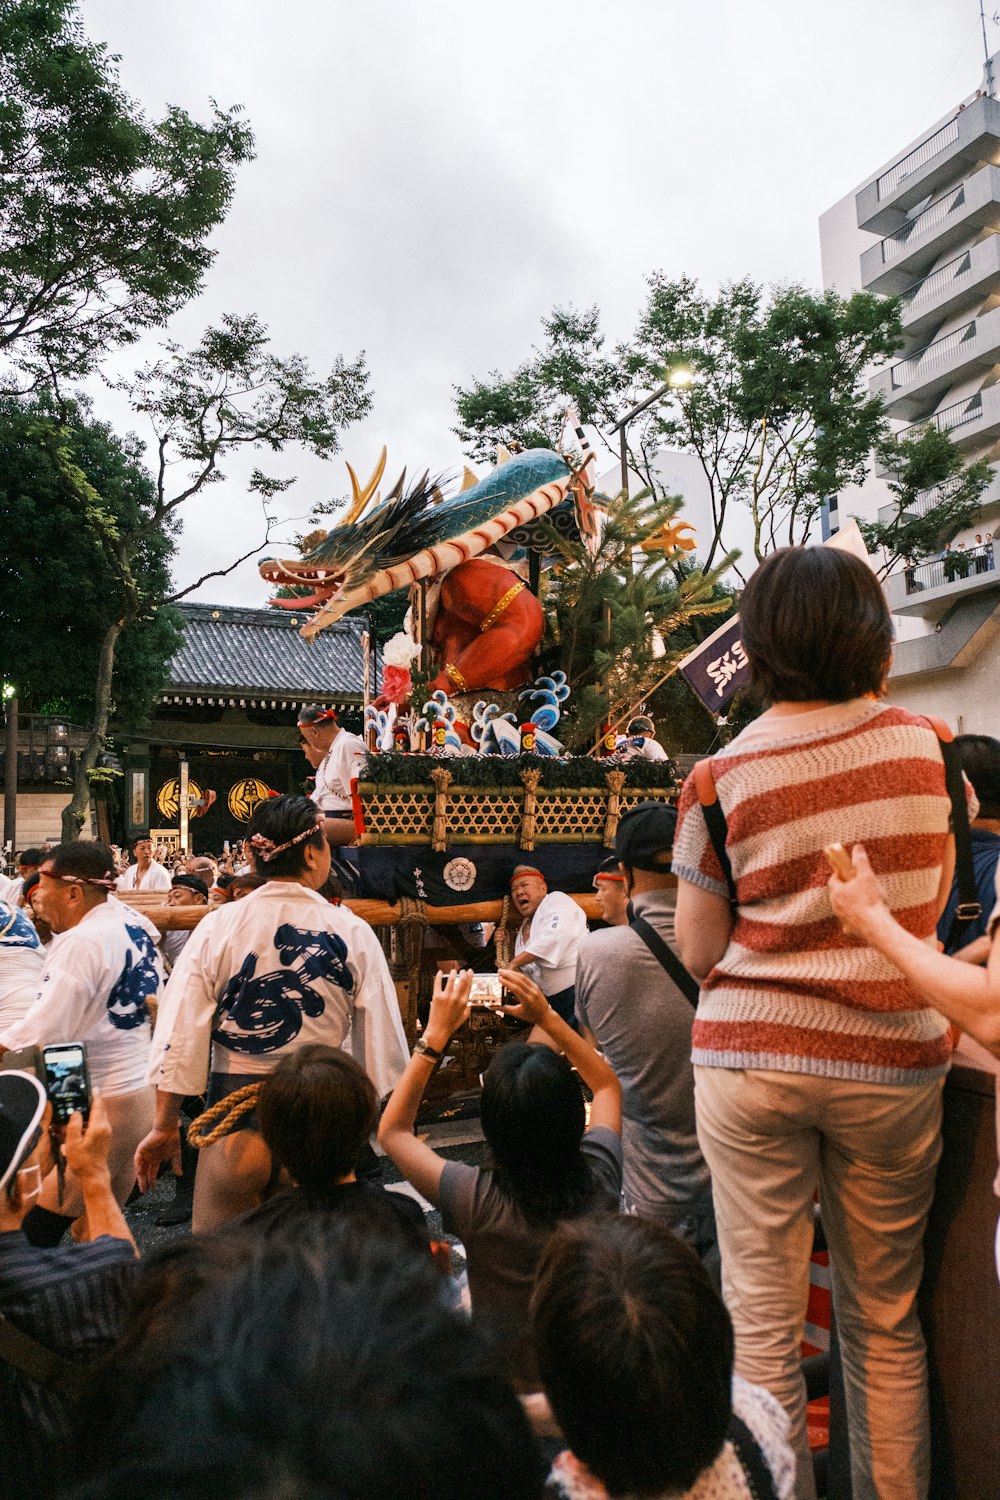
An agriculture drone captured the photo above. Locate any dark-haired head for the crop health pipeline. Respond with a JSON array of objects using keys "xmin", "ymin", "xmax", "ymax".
[
  {"xmin": 956, "ymin": 734, "xmax": 1000, "ymax": 821},
  {"xmin": 79, "ymin": 1222, "xmax": 543, "ymax": 1500},
  {"xmin": 480, "ymin": 1043, "xmax": 595, "ymax": 1226},
  {"xmin": 257, "ymin": 1045, "xmax": 377, "ymax": 1187},
  {"xmin": 247, "ymin": 795, "xmax": 326, "ymax": 878},
  {"xmin": 43, "ymin": 841, "xmax": 116, "ymax": 884},
  {"xmin": 739, "ymin": 547, "xmax": 893, "ymax": 705},
  {"xmin": 532, "ymin": 1216, "xmax": 734, "ymax": 1497}
]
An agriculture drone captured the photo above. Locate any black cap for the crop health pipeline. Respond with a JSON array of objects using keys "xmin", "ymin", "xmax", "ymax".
[
  {"xmin": 0, "ymin": 1071, "xmax": 47, "ymax": 1194},
  {"xmin": 615, "ymin": 800, "xmax": 676, "ymax": 871},
  {"xmin": 171, "ymin": 873, "xmax": 209, "ymax": 899}
]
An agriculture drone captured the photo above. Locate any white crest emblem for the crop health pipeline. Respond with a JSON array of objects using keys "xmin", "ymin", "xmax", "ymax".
[{"xmin": 443, "ymin": 857, "xmax": 477, "ymax": 892}]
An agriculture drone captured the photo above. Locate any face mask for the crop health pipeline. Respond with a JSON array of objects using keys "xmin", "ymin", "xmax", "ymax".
[{"xmin": 16, "ymin": 1163, "xmax": 42, "ymax": 1203}]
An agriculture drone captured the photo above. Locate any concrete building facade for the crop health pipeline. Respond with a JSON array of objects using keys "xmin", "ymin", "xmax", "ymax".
[{"xmin": 819, "ymin": 57, "xmax": 1000, "ymax": 735}]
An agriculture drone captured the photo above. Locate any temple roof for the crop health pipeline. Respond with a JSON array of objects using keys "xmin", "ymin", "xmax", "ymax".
[{"xmin": 160, "ymin": 603, "xmax": 368, "ymax": 710}]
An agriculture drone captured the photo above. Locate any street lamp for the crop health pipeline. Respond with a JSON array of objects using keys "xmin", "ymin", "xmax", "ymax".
[{"xmin": 610, "ymin": 367, "xmax": 695, "ymax": 500}]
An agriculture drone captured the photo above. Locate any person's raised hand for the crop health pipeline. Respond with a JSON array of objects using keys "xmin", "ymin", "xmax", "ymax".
[
  {"xmin": 424, "ymin": 968, "xmax": 474, "ymax": 1050},
  {"xmin": 63, "ymin": 1089, "xmax": 112, "ymax": 1184},
  {"xmin": 827, "ymin": 843, "xmax": 890, "ymax": 942},
  {"xmin": 133, "ymin": 1124, "xmax": 183, "ymax": 1194},
  {"xmin": 497, "ymin": 969, "xmax": 553, "ymax": 1026}
]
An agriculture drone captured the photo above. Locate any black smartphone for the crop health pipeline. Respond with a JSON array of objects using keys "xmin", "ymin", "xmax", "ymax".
[{"xmin": 42, "ymin": 1042, "xmax": 91, "ymax": 1125}]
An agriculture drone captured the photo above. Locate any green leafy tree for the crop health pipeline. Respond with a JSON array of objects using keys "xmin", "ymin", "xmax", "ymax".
[
  {"xmin": 537, "ymin": 487, "xmax": 734, "ymax": 751},
  {"xmin": 0, "ymin": 0, "xmax": 254, "ymax": 390},
  {"xmin": 0, "ymin": 392, "xmax": 181, "ymax": 766},
  {"xmin": 455, "ymin": 276, "xmax": 903, "ymax": 573},
  {"xmin": 31, "ymin": 315, "xmax": 371, "ymax": 836},
  {"xmin": 853, "ymin": 425, "xmax": 993, "ymax": 578}
]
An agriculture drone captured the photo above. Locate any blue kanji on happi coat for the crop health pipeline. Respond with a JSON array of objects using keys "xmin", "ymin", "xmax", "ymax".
[
  {"xmin": 0, "ymin": 901, "xmax": 41, "ymax": 950},
  {"xmin": 212, "ymin": 923, "xmax": 354, "ymax": 1055},
  {"xmin": 106, "ymin": 924, "xmax": 160, "ymax": 1030}
]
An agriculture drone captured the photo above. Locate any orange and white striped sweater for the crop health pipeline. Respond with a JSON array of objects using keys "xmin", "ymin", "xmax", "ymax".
[{"xmin": 673, "ymin": 700, "xmax": 968, "ymax": 1085}]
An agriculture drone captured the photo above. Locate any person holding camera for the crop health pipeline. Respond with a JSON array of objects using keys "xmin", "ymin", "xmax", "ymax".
[
  {"xmin": 0, "ymin": 1075, "xmax": 136, "ymax": 1499},
  {"xmin": 0, "ymin": 842, "xmax": 161, "ymax": 1244}
]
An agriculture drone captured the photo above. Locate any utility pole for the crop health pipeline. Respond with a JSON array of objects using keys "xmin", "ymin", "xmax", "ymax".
[
  {"xmin": 981, "ymin": 1, "xmax": 995, "ymax": 97},
  {"xmin": 3, "ymin": 696, "xmax": 17, "ymax": 857}
]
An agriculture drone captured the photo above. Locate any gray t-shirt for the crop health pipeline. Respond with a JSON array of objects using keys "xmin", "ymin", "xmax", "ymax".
[
  {"xmin": 575, "ymin": 889, "xmax": 711, "ymax": 1219},
  {"xmin": 438, "ymin": 1126, "xmax": 622, "ymax": 1390}
]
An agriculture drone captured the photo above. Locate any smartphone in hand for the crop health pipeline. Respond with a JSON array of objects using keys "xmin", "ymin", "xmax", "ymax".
[{"xmin": 42, "ymin": 1042, "xmax": 91, "ymax": 1125}]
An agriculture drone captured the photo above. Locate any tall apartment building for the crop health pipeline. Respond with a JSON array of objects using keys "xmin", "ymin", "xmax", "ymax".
[{"xmin": 819, "ymin": 55, "xmax": 1000, "ymax": 735}]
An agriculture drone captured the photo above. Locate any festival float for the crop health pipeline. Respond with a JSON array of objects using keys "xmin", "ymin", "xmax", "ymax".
[{"xmin": 258, "ymin": 442, "xmax": 687, "ymax": 915}]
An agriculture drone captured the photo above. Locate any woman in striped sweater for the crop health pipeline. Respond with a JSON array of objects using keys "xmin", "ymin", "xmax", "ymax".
[{"xmin": 673, "ymin": 547, "xmax": 960, "ymax": 1500}]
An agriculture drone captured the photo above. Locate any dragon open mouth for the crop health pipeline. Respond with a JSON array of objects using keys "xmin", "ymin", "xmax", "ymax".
[{"xmin": 259, "ymin": 557, "xmax": 346, "ymax": 611}]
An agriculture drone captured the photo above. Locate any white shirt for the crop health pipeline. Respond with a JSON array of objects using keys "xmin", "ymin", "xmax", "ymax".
[
  {"xmin": 514, "ymin": 891, "xmax": 588, "ymax": 996},
  {"xmin": 0, "ymin": 874, "xmax": 23, "ymax": 905},
  {"xmin": 0, "ymin": 901, "xmax": 45, "ymax": 1032},
  {"xmin": 312, "ymin": 730, "xmax": 367, "ymax": 815},
  {"xmin": 116, "ymin": 860, "xmax": 172, "ymax": 893},
  {"xmin": 0, "ymin": 900, "xmax": 161, "ymax": 1095},
  {"xmin": 149, "ymin": 882, "xmax": 408, "ymax": 1099},
  {"xmin": 621, "ymin": 735, "xmax": 669, "ymax": 763}
]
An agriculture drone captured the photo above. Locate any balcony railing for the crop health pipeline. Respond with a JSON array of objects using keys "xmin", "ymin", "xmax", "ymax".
[
  {"xmin": 889, "ymin": 319, "xmax": 977, "ymax": 389},
  {"xmin": 899, "ymin": 250, "xmax": 973, "ymax": 313},
  {"xmin": 900, "ymin": 543, "xmax": 996, "ymax": 595},
  {"xmin": 880, "ymin": 184, "xmax": 966, "ymax": 264},
  {"xmin": 877, "ymin": 118, "xmax": 961, "ymax": 201},
  {"xmin": 897, "ymin": 392, "xmax": 984, "ymax": 442}
]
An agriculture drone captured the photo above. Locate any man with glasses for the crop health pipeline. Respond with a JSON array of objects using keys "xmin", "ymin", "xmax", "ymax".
[
  {"xmin": 0, "ymin": 842, "xmax": 161, "ymax": 1242},
  {"xmin": 0, "ymin": 1073, "xmax": 136, "ymax": 1499}
]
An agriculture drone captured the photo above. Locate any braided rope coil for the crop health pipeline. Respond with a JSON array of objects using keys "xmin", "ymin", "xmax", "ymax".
[{"xmin": 187, "ymin": 1082, "xmax": 263, "ymax": 1148}]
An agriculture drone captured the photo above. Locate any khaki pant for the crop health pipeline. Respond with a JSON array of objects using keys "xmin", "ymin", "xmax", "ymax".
[{"xmin": 694, "ymin": 1066, "xmax": 943, "ymax": 1500}]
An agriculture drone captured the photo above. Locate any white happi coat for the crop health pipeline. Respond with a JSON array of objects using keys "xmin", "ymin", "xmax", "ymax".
[
  {"xmin": 0, "ymin": 900, "xmax": 161, "ymax": 1095},
  {"xmin": 148, "ymin": 882, "xmax": 408, "ymax": 1100},
  {"xmin": 311, "ymin": 731, "xmax": 367, "ymax": 815}
]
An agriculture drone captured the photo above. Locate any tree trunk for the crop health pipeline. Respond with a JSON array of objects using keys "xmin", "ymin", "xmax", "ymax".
[{"xmin": 61, "ymin": 619, "xmax": 123, "ymax": 841}]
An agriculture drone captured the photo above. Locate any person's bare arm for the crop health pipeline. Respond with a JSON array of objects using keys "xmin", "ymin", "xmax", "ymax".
[
  {"xmin": 134, "ymin": 1089, "xmax": 184, "ymax": 1192},
  {"xmin": 65, "ymin": 1093, "xmax": 137, "ymax": 1253},
  {"xmin": 498, "ymin": 970, "xmax": 622, "ymax": 1135},
  {"xmin": 504, "ymin": 949, "xmax": 538, "ymax": 972},
  {"xmin": 829, "ymin": 845, "xmax": 1000, "ymax": 1055},
  {"xmin": 674, "ymin": 880, "xmax": 734, "ymax": 984},
  {"xmin": 378, "ymin": 970, "xmax": 474, "ymax": 1205}
]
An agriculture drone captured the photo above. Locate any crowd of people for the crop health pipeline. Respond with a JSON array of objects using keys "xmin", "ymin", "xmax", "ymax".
[{"xmin": 0, "ymin": 547, "xmax": 997, "ymax": 1500}]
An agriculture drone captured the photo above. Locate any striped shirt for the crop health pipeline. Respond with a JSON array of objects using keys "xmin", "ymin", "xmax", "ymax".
[
  {"xmin": 673, "ymin": 700, "xmax": 963, "ymax": 1085},
  {"xmin": 0, "ymin": 1231, "xmax": 136, "ymax": 1499}
]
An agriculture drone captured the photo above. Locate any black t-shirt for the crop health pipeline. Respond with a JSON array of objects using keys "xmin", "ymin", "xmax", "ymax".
[{"xmin": 234, "ymin": 1181, "xmax": 430, "ymax": 1255}]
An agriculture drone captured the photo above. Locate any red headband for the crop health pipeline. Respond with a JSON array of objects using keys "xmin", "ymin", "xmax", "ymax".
[
  {"xmin": 510, "ymin": 866, "xmax": 545, "ymax": 886},
  {"xmin": 298, "ymin": 707, "xmax": 339, "ymax": 727},
  {"xmin": 594, "ymin": 872, "xmax": 625, "ymax": 885}
]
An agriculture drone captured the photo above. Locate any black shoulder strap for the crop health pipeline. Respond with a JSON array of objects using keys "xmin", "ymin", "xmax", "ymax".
[
  {"xmin": 925, "ymin": 718, "xmax": 981, "ymax": 939},
  {"xmin": 629, "ymin": 916, "xmax": 699, "ymax": 1008},
  {"xmin": 693, "ymin": 758, "xmax": 737, "ymax": 908},
  {"xmin": 726, "ymin": 1411, "xmax": 780, "ymax": 1500},
  {"xmin": 0, "ymin": 1310, "xmax": 90, "ymax": 1399}
]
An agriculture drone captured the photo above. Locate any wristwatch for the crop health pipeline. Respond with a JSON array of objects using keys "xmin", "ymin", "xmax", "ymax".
[{"xmin": 413, "ymin": 1036, "xmax": 445, "ymax": 1062}]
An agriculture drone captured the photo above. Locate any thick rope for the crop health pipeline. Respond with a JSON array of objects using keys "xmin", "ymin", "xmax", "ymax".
[{"xmin": 188, "ymin": 1083, "xmax": 263, "ymax": 1148}]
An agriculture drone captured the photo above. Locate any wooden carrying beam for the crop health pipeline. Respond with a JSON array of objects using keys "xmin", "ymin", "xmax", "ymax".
[{"xmin": 113, "ymin": 890, "xmax": 626, "ymax": 932}]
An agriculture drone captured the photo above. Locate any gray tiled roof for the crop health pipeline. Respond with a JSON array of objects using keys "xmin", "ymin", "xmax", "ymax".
[{"xmin": 164, "ymin": 603, "xmax": 367, "ymax": 704}]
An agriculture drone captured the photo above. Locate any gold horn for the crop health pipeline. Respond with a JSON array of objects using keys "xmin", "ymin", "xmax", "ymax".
[
  {"xmin": 343, "ymin": 446, "xmax": 387, "ymax": 525},
  {"xmin": 460, "ymin": 466, "xmax": 479, "ymax": 491}
]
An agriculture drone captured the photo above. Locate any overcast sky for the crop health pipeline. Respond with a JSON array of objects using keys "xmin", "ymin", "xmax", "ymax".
[{"xmin": 78, "ymin": 0, "xmax": 987, "ymax": 606}]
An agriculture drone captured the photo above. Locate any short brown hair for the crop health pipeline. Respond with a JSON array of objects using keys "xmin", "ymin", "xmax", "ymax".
[
  {"xmin": 256, "ymin": 1045, "xmax": 378, "ymax": 1187},
  {"xmin": 739, "ymin": 547, "xmax": 893, "ymax": 704}
]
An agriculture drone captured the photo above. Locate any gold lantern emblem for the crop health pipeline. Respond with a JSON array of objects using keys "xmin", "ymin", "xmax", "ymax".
[
  {"xmin": 155, "ymin": 776, "xmax": 204, "ymax": 821},
  {"xmin": 227, "ymin": 777, "xmax": 272, "ymax": 823}
]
